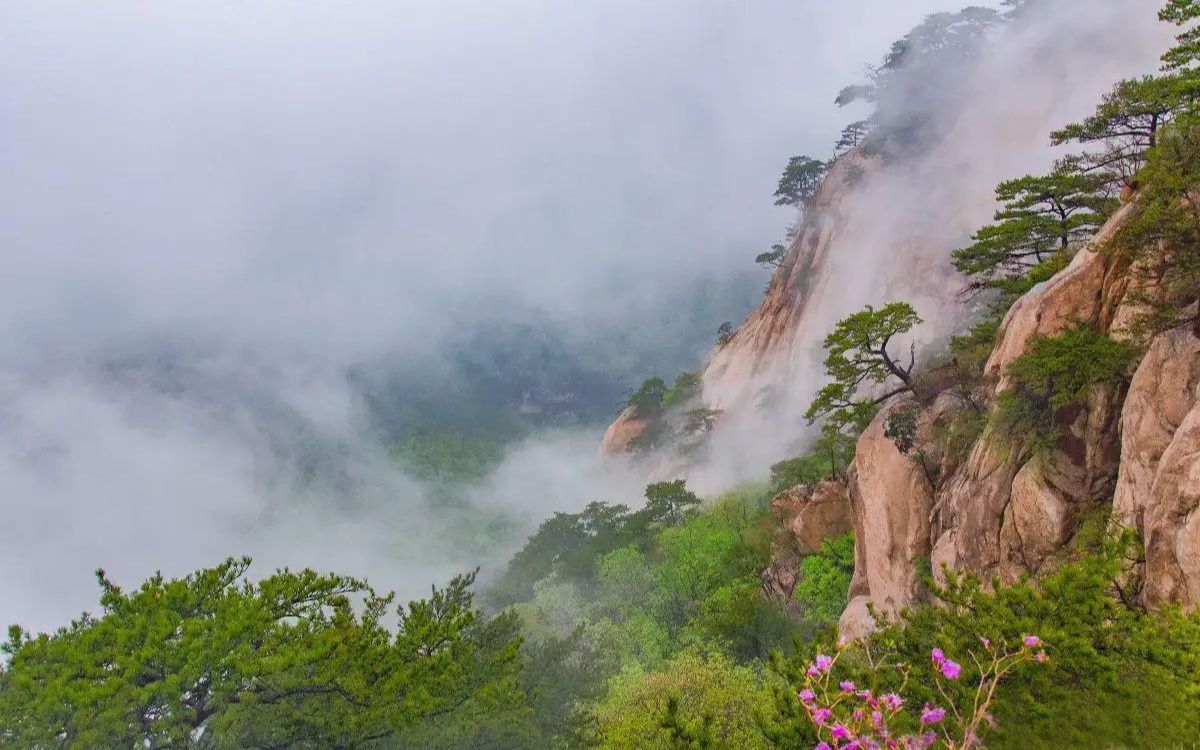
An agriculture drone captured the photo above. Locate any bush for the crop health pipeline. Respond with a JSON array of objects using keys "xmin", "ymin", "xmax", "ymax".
[
  {"xmin": 991, "ymin": 325, "xmax": 1136, "ymax": 452},
  {"xmin": 590, "ymin": 651, "xmax": 776, "ymax": 750},
  {"xmin": 792, "ymin": 534, "xmax": 856, "ymax": 630}
]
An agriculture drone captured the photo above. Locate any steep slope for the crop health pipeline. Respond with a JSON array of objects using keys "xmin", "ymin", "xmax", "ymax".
[{"xmin": 830, "ymin": 200, "xmax": 1200, "ymax": 633}]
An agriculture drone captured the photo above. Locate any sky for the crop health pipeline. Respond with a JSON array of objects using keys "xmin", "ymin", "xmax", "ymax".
[{"xmin": 0, "ymin": 0, "xmax": 990, "ymax": 631}]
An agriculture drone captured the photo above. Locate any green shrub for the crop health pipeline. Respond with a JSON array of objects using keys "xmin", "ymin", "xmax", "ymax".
[
  {"xmin": 792, "ymin": 533, "xmax": 855, "ymax": 629},
  {"xmin": 991, "ymin": 325, "xmax": 1136, "ymax": 452}
]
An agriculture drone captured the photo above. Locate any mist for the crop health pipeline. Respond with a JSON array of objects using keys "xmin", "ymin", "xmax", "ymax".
[
  {"xmin": 688, "ymin": 0, "xmax": 1170, "ymax": 492},
  {"xmin": 0, "ymin": 0, "xmax": 1057, "ymax": 632}
]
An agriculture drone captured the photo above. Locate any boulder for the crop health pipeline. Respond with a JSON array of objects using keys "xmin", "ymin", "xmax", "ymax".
[{"xmin": 599, "ymin": 406, "xmax": 649, "ymax": 456}]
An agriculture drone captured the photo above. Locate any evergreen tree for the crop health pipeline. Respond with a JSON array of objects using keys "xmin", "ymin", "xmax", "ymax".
[
  {"xmin": 953, "ymin": 167, "xmax": 1117, "ymax": 296},
  {"xmin": 1111, "ymin": 119, "xmax": 1200, "ymax": 337},
  {"xmin": 1161, "ymin": 0, "xmax": 1200, "ymax": 72},
  {"xmin": 755, "ymin": 243, "xmax": 787, "ymax": 269},
  {"xmin": 805, "ymin": 303, "xmax": 922, "ymax": 436},
  {"xmin": 773, "ymin": 156, "xmax": 827, "ymax": 208},
  {"xmin": 0, "ymin": 560, "xmax": 525, "ymax": 748},
  {"xmin": 1051, "ymin": 75, "xmax": 1187, "ymax": 182},
  {"xmin": 835, "ymin": 121, "xmax": 869, "ymax": 152}
]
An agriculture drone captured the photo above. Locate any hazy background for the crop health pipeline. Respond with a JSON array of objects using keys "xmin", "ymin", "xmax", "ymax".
[{"xmin": 2, "ymin": 0, "xmax": 981, "ymax": 631}]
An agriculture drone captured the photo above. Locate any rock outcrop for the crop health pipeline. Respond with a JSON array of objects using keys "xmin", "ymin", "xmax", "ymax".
[
  {"xmin": 599, "ymin": 406, "xmax": 649, "ymax": 456},
  {"xmin": 843, "ymin": 202, "xmax": 1153, "ymax": 636},
  {"xmin": 841, "ymin": 397, "xmax": 934, "ymax": 633},
  {"xmin": 1113, "ymin": 330, "xmax": 1200, "ymax": 608},
  {"xmin": 702, "ymin": 152, "xmax": 878, "ymax": 413},
  {"xmin": 762, "ymin": 479, "xmax": 852, "ymax": 603}
]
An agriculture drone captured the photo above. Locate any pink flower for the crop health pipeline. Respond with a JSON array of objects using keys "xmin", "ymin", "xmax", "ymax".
[
  {"xmin": 853, "ymin": 708, "xmax": 865, "ymax": 722},
  {"xmin": 1035, "ymin": 650, "xmax": 1049, "ymax": 663},
  {"xmin": 838, "ymin": 635, "xmax": 850, "ymax": 650},
  {"xmin": 1023, "ymin": 635, "xmax": 1042, "ymax": 648},
  {"xmin": 812, "ymin": 707, "xmax": 833, "ymax": 726},
  {"xmin": 871, "ymin": 710, "xmax": 883, "ymax": 728},
  {"xmin": 815, "ymin": 654, "xmax": 834, "ymax": 672},
  {"xmin": 840, "ymin": 680, "xmax": 857, "ymax": 693},
  {"xmin": 880, "ymin": 693, "xmax": 903, "ymax": 711},
  {"xmin": 814, "ymin": 743, "xmax": 832, "ymax": 750},
  {"xmin": 931, "ymin": 647, "xmax": 945, "ymax": 665},
  {"xmin": 920, "ymin": 706, "xmax": 946, "ymax": 725},
  {"xmin": 807, "ymin": 665, "xmax": 821, "ymax": 677},
  {"xmin": 921, "ymin": 731, "xmax": 938, "ymax": 747},
  {"xmin": 979, "ymin": 636, "xmax": 991, "ymax": 650},
  {"xmin": 940, "ymin": 659, "xmax": 961, "ymax": 680},
  {"xmin": 831, "ymin": 724, "xmax": 852, "ymax": 741},
  {"xmin": 800, "ymin": 688, "xmax": 816, "ymax": 703}
]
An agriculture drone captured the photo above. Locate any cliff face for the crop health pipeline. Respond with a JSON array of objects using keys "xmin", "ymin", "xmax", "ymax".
[
  {"xmin": 828, "ymin": 202, "xmax": 1200, "ymax": 634},
  {"xmin": 702, "ymin": 153, "xmax": 877, "ymax": 414}
]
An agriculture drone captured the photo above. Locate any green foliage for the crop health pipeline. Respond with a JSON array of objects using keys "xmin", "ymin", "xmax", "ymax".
[
  {"xmin": 991, "ymin": 326, "xmax": 1136, "ymax": 451},
  {"xmin": 591, "ymin": 651, "xmax": 776, "ymax": 750},
  {"xmin": 644, "ymin": 480, "xmax": 703, "ymax": 526},
  {"xmin": 391, "ymin": 430, "xmax": 507, "ymax": 487},
  {"xmin": 1162, "ymin": 0, "xmax": 1200, "ymax": 72},
  {"xmin": 884, "ymin": 544, "xmax": 1200, "ymax": 749},
  {"xmin": 805, "ymin": 303, "xmax": 922, "ymax": 436},
  {"xmin": 792, "ymin": 533, "xmax": 856, "ymax": 630},
  {"xmin": 489, "ymin": 481, "xmax": 703, "ymax": 608},
  {"xmin": 836, "ymin": 121, "xmax": 870, "ymax": 152},
  {"xmin": 628, "ymin": 377, "xmax": 668, "ymax": 416},
  {"xmin": 759, "ymin": 543, "xmax": 1200, "ymax": 750},
  {"xmin": 1052, "ymin": 75, "xmax": 1188, "ymax": 182},
  {"xmin": 0, "ymin": 560, "xmax": 527, "ymax": 749},
  {"xmin": 1112, "ymin": 118, "xmax": 1200, "ymax": 338},
  {"xmin": 755, "ymin": 243, "xmax": 787, "ymax": 269},
  {"xmin": 773, "ymin": 156, "xmax": 827, "ymax": 208},
  {"xmin": 661, "ymin": 372, "xmax": 702, "ymax": 410},
  {"xmin": 953, "ymin": 168, "xmax": 1116, "ymax": 296},
  {"xmin": 768, "ymin": 431, "xmax": 855, "ymax": 493}
]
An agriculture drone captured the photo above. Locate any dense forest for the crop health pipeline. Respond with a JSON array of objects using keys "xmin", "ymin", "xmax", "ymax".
[{"xmin": 6, "ymin": 1, "xmax": 1200, "ymax": 748}]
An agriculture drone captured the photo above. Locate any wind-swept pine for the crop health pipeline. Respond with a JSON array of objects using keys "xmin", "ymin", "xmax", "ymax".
[
  {"xmin": 1051, "ymin": 75, "xmax": 1188, "ymax": 183},
  {"xmin": 836, "ymin": 121, "xmax": 870, "ymax": 152},
  {"xmin": 805, "ymin": 302, "xmax": 922, "ymax": 436},
  {"xmin": 1161, "ymin": 0, "xmax": 1200, "ymax": 72},
  {"xmin": 953, "ymin": 167, "xmax": 1117, "ymax": 298},
  {"xmin": 1111, "ymin": 119, "xmax": 1200, "ymax": 338},
  {"xmin": 774, "ymin": 156, "xmax": 827, "ymax": 208},
  {"xmin": 755, "ymin": 243, "xmax": 787, "ymax": 269}
]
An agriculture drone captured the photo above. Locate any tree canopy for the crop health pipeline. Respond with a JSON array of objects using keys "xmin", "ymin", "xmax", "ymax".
[
  {"xmin": 0, "ymin": 560, "xmax": 525, "ymax": 749},
  {"xmin": 952, "ymin": 167, "xmax": 1116, "ymax": 297},
  {"xmin": 1051, "ymin": 75, "xmax": 1188, "ymax": 183},
  {"xmin": 773, "ymin": 156, "xmax": 827, "ymax": 208},
  {"xmin": 805, "ymin": 302, "xmax": 922, "ymax": 435}
]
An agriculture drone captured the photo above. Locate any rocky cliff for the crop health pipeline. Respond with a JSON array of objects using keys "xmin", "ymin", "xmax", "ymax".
[{"xmin": 827, "ymin": 201, "xmax": 1200, "ymax": 634}]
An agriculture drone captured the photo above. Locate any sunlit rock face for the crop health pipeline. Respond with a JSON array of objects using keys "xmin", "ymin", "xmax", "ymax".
[
  {"xmin": 599, "ymin": 405, "xmax": 649, "ymax": 456},
  {"xmin": 1114, "ymin": 330, "xmax": 1200, "ymax": 609}
]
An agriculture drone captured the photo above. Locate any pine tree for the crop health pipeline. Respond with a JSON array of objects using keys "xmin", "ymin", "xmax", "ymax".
[
  {"xmin": 805, "ymin": 303, "xmax": 922, "ymax": 436},
  {"xmin": 953, "ymin": 167, "xmax": 1117, "ymax": 297},
  {"xmin": 773, "ymin": 156, "xmax": 827, "ymax": 208},
  {"xmin": 1051, "ymin": 75, "xmax": 1188, "ymax": 183}
]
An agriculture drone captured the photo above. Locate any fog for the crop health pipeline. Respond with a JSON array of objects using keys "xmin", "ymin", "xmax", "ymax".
[
  {"xmin": 2, "ymin": 0, "xmax": 992, "ymax": 630},
  {"xmin": 688, "ymin": 0, "xmax": 1170, "ymax": 491}
]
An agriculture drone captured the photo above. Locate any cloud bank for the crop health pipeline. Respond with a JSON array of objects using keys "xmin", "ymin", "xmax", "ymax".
[{"xmin": 1, "ymin": 0, "xmax": 1012, "ymax": 631}]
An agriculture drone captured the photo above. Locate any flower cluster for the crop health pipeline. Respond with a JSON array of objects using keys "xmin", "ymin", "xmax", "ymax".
[{"xmin": 797, "ymin": 635, "xmax": 1047, "ymax": 750}]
